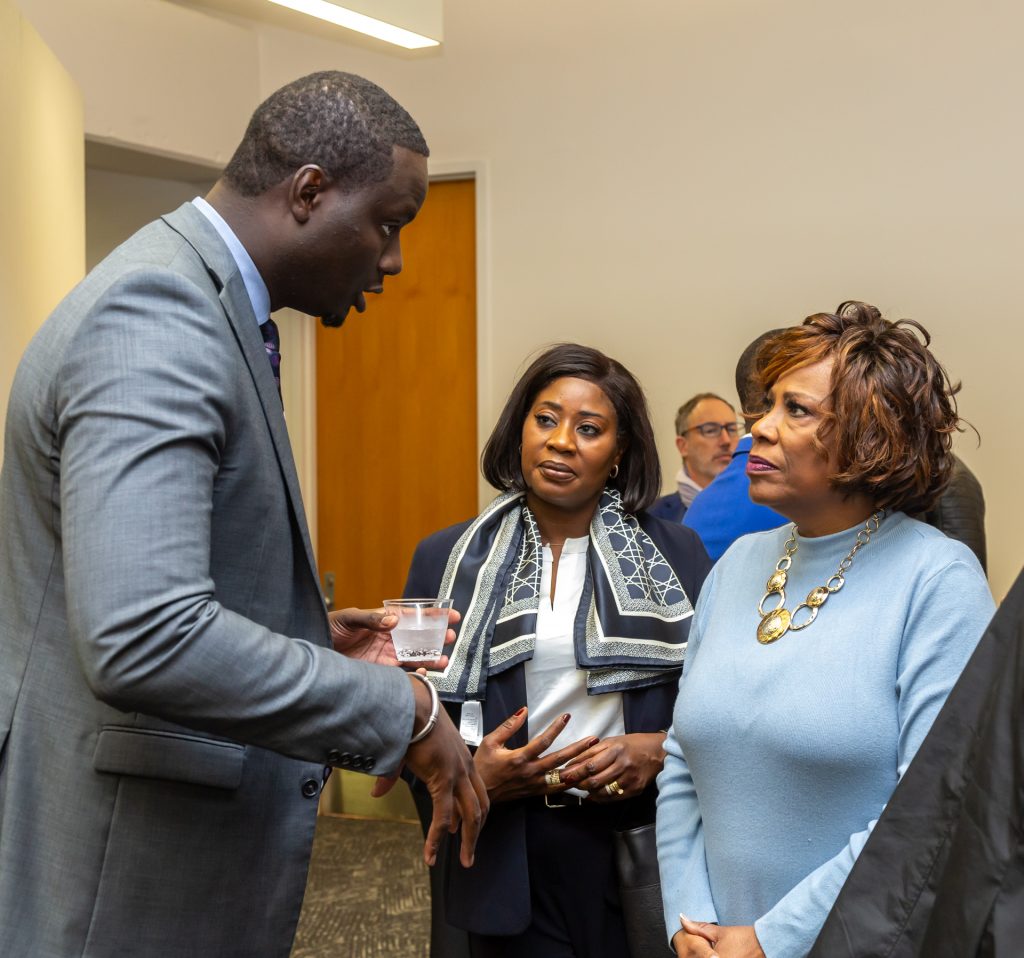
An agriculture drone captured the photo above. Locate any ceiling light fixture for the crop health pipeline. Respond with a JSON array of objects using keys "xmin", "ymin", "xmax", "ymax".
[{"xmin": 267, "ymin": 0, "xmax": 440, "ymax": 49}]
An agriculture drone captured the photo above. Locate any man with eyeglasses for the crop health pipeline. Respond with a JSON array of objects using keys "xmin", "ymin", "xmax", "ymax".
[{"xmin": 651, "ymin": 392, "xmax": 741, "ymax": 523}]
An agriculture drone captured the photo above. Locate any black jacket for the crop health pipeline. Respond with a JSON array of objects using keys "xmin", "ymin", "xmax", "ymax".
[
  {"xmin": 809, "ymin": 568, "xmax": 1021, "ymax": 958},
  {"xmin": 922, "ymin": 455, "xmax": 987, "ymax": 572},
  {"xmin": 649, "ymin": 492, "xmax": 687, "ymax": 524}
]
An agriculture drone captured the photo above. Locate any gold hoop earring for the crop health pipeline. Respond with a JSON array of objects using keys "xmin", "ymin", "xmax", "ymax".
[{"xmin": 609, "ymin": 464, "xmax": 619, "ymax": 479}]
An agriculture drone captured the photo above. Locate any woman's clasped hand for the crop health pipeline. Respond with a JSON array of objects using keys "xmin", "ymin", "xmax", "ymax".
[
  {"xmin": 673, "ymin": 917, "xmax": 765, "ymax": 958},
  {"xmin": 472, "ymin": 706, "xmax": 669, "ymax": 803},
  {"xmin": 559, "ymin": 730, "xmax": 667, "ymax": 801}
]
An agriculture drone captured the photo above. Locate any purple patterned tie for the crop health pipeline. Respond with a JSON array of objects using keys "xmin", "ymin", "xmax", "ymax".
[{"xmin": 260, "ymin": 318, "xmax": 281, "ymax": 396}]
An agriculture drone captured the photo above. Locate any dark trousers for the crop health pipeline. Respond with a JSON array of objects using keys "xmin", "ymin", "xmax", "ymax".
[{"xmin": 468, "ymin": 799, "xmax": 629, "ymax": 958}]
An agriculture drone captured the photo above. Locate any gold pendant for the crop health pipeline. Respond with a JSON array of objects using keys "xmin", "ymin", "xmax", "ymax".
[
  {"xmin": 806, "ymin": 586, "xmax": 830, "ymax": 607},
  {"xmin": 757, "ymin": 608, "xmax": 791, "ymax": 644}
]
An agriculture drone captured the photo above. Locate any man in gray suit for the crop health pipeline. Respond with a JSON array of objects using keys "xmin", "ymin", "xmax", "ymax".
[{"xmin": 0, "ymin": 71, "xmax": 486, "ymax": 957}]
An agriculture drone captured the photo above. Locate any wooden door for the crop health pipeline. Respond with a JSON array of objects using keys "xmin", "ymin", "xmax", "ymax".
[{"xmin": 316, "ymin": 177, "xmax": 478, "ymax": 613}]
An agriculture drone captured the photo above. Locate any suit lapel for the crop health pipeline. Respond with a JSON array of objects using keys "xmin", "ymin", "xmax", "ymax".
[
  {"xmin": 220, "ymin": 275, "xmax": 321, "ymax": 589},
  {"xmin": 160, "ymin": 203, "xmax": 322, "ymax": 604}
]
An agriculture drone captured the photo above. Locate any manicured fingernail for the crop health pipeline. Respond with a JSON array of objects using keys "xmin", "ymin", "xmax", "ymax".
[
  {"xmin": 561, "ymin": 713, "xmax": 570, "ymax": 722},
  {"xmin": 588, "ymin": 737, "xmax": 599, "ymax": 746},
  {"xmin": 514, "ymin": 707, "xmax": 526, "ymax": 716}
]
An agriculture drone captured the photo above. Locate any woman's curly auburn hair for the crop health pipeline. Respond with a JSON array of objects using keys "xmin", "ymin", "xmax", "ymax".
[{"xmin": 754, "ymin": 301, "xmax": 965, "ymax": 515}]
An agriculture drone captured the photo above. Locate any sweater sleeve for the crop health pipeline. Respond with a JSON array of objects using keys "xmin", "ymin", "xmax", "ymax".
[
  {"xmin": 753, "ymin": 556, "xmax": 994, "ymax": 957},
  {"xmin": 656, "ymin": 572, "xmax": 722, "ymax": 944}
]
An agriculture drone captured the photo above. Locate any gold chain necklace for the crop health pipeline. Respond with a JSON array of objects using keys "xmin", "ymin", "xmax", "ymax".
[{"xmin": 756, "ymin": 512, "xmax": 882, "ymax": 644}]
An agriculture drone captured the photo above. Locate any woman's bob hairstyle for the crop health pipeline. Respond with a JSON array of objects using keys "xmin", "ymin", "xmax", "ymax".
[
  {"xmin": 754, "ymin": 301, "xmax": 965, "ymax": 515},
  {"xmin": 481, "ymin": 343, "xmax": 662, "ymax": 514}
]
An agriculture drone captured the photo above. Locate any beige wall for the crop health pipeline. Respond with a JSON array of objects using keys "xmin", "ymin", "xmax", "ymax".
[
  {"xmin": 85, "ymin": 167, "xmax": 211, "ymax": 269},
  {"xmin": 14, "ymin": 0, "xmax": 1023, "ymax": 600},
  {"xmin": 254, "ymin": 0, "xmax": 1024, "ymax": 601},
  {"xmin": 17, "ymin": 0, "xmax": 259, "ymax": 165},
  {"xmin": 0, "ymin": 0, "xmax": 84, "ymax": 464}
]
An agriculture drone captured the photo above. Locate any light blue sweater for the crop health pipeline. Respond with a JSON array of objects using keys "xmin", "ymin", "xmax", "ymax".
[{"xmin": 656, "ymin": 512, "xmax": 994, "ymax": 958}]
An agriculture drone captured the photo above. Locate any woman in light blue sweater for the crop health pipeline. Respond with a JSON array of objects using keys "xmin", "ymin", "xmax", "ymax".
[{"xmin": 656, "ymin": 302, "xmax": 995, "ymax": 958}]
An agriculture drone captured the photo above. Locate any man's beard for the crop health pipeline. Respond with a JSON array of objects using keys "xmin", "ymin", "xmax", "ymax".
[{"xmin": 320, "ymin": 313, "xmax": 347, "ymax": 328}]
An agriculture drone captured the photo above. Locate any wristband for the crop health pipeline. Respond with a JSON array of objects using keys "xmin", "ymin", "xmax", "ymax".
[{"xmin": 408, "ymin": 671, "xmax": 440, "ymax": 744}]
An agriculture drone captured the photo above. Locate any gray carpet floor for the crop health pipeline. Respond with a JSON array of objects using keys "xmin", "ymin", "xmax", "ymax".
[{"xmin": 291, "ymin": 814, "xmax": 430, "ymax": 958}]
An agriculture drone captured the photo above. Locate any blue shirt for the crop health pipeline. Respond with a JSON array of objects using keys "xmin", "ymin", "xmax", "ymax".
[{"xmin": 683, "ymin": 434, "xmax": 786, "ymax": 560}]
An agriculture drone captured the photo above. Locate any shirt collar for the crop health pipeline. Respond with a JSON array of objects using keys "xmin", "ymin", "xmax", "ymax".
[
  {"xmin": 191, "ymin": 196, "xmax": 271, "ymax": 326},
  {"xmin": 675, "ymin": 466, "xmax": 703, "ymax": 507}
]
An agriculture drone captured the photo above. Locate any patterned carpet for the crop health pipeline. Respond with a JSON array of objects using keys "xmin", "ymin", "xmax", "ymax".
[{"xmin": 291, "ymin": 814, "xmax": 430, "ymax": 958}]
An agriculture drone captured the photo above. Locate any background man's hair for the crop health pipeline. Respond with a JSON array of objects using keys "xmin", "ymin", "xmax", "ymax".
[
  {"xmin": 223, "ymin": 71, "xmax": 429, "ymax": 196},
  {"xmin": 674, "ymin": 392, "xmax": 733, "ymax": 437},
  {"xmin": 735, "ymin": 328, "xmax": 787, "ymax": 419}
]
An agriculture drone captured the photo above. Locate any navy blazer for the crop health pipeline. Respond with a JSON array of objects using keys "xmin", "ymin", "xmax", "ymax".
[
  {"xmin": 404, "ymin": 511, "xmax": 711, "ymax": 936},
  {"xmin": 650, "ymin": 492, "xmax": 687, "ymax": 523}
]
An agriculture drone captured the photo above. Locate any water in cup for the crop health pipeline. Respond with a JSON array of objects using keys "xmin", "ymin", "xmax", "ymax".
[{"xmin": 384, "ymin": 598, "xmax": 453, "ymax": 662}]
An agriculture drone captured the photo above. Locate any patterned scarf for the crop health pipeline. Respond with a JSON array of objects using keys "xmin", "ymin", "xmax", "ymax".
[{"xmin": 427, "ymin": 488, "xmax": 695, "ymax": 703}]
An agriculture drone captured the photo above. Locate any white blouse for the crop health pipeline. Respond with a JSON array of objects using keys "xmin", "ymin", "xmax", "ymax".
[{"xmin": 525, "ymin": 535, "xmax": 625, "ymax": 790}]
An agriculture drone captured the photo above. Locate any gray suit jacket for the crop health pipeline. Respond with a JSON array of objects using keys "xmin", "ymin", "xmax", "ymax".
[{"xmin": 0, "ymin": 203, "xmax": 415, "ymax": 957}]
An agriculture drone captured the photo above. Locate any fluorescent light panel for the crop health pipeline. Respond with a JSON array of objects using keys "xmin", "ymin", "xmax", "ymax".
[{"xmin": 267, "ymin": 0, "xmax": 440, "ymax": 48}]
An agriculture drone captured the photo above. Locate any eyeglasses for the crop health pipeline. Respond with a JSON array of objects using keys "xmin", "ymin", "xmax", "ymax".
[{"xmin": 681, "ymin": 421, "xmax": 743, "ymax": 440}]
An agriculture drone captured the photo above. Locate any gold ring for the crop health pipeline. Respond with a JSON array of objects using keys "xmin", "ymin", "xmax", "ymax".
[
  {"xmin": 604, "ymin": 780, "xmax": 624, "ymax": 797},
  {"xmin": 544, "ymin": 768, "xmax": 562, "ymax": 788}
]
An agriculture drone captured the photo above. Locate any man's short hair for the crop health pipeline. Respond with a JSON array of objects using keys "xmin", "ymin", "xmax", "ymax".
[
  {"xmin": 735, "ymin": 329, "xmax": 787, "ymax": 419},
  {"xmin": 674, "ymin": 392, "xmax": 734, "ymax": 436},
  {"xmin": 223, "ymin": 71, "xmax": 429, "ymax": 196}
]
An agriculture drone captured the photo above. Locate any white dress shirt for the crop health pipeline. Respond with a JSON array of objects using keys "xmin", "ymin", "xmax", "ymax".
[{"xmin": 526, "ymin": 536, "xmax": 625, "ymax": 792}]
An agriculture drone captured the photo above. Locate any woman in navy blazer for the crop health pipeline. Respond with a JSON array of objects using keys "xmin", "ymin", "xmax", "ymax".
[{"xmin": 405, "ymin": 344, "xmax": 711, "ymax": 958}]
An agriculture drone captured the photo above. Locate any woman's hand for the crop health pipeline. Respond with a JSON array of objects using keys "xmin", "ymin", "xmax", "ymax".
[
  {"xmin": 328, "ymin": 606, "xmax": 458, "ymax": 668},
  {"xmin": 473, "ymin": 707, "xmax": 599, "ymax": 803},
  {"xmin": 712, "ymin": 926, "xmax": 765, "ymax": 958},
  {"xmin": 559, "ymin": 731, "xmax": 667, "ymax": 801},
  {"xmin": 676, "ymin": 917, "xmax": 765, "ymax": 958},
  {"xmin": 672, "ymin": 925, "xmax": 718, "ymax": 958}
]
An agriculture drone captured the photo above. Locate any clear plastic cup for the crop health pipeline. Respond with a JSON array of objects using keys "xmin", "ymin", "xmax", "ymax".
[{"xmin": 384, "ymin": 597, "xmax": 454, "ymax": 662}]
